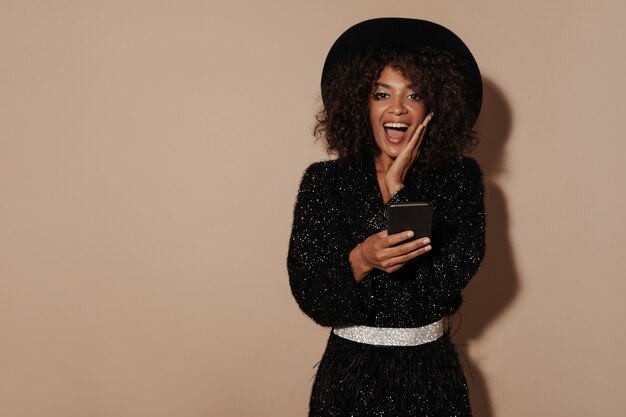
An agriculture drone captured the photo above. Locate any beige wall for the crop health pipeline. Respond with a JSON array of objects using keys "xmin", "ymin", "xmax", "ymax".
[{"xmin": 1, "ymin": 1, "xmax": 625, "ymax": 416}]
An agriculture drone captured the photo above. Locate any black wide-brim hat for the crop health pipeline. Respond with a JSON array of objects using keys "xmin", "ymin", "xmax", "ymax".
[{"xmin": 321, "ymin": 17, "xmax": 483, "ymax": 121}]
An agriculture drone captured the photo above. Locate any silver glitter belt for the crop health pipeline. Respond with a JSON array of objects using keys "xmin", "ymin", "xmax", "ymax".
[{"xmin": 332, "ymin": 319, "xmax": 444, "ymax": 346}]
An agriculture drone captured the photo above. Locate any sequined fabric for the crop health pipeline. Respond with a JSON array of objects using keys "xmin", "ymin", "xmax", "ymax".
[
  {"xmin": 333, "ymin": 319, "xmax": 444, "ymax": 346},
  {"xmin": 287, "ymin": 156, "xmax": 485, "ymax": 416}
]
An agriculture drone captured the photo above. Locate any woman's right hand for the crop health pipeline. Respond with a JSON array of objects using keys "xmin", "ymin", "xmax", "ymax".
[
  {"xmin": 385, "ymin": 112, "xmax": 433, "ymax": 195},
  {"xmin": 349, "ymin": 230, "xmax": 432, "ymax": 282}
]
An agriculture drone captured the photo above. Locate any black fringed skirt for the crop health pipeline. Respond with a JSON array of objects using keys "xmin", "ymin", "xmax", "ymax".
[{"xmin": 309, "ymin": 332, "xmax": 471, "ymax": 417}]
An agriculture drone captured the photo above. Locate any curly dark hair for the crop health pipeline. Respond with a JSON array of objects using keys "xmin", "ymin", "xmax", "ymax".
[{"xmin": 315, "ymin": 47, "xmax": 478, "ymax": 171}]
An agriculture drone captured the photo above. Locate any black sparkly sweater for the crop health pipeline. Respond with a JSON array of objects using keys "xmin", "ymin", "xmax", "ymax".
[{"xmin": 288, "ymin": 156, "xmax": 485, "ymax": 329}]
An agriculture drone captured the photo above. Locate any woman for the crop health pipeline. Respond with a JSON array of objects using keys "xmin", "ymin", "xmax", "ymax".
[{"xmin": 288, "ymin": 18, "xmax": 485, "ymax": 416}]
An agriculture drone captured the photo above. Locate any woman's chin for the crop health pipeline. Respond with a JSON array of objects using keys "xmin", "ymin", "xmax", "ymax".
[
  {"xmin": 379, "ymin": 149, "xmax": 401, "ymax": 161},
  {"xmin": 375, "ymin": 138, "xmax": 408, "ymax": 161},
  {"xmin": 386, "ymin": 143, "xmax": 408, "ymax": 157}
]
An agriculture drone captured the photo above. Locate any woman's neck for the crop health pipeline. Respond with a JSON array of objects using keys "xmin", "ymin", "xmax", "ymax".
[
  {"xmin": 373, "ymin": 154, "xmax": 394, "ymax": 204},
  {"xmin": 374, "ymin": 154, "xmax": 394, "ymax": 174}
]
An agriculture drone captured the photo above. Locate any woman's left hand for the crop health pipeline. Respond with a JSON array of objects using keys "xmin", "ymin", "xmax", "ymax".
[{"xmin": 385, "ymin": 112, "xmax": 433, "ymax": 194}]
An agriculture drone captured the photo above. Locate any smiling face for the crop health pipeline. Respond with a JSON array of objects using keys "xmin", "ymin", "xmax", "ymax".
[{"xmin": 369, "ymin": 65, "xmax": 428, "ymax": 162}]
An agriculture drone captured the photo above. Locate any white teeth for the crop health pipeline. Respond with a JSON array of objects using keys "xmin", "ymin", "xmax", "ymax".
[{"xmin": 383, "ymin": 122, "xmax": 409, "ymax": 128}]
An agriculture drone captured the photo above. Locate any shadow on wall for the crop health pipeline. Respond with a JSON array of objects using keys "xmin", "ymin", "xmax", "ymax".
[{"xmin": 455, "ymin": 77, "xmax": 519, "ymax": 417}]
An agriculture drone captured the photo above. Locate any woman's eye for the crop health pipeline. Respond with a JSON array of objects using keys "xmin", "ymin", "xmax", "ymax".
[
  {"xmin": 373, "ymin": 92, "xmax": 389, "ymax": 100},
  {"xmin": 407, "ymin": 93, "xmax": 422, "ymax": 101}
]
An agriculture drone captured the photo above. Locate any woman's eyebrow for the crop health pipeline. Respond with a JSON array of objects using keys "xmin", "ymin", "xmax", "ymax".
[{"xmin": 373, "ymin": 81, "xmax": 416, "ymax": 90}]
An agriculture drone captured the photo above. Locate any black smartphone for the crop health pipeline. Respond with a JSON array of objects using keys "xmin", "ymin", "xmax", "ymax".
[{"xmin": 387, "ymin": 202, "xmax": 433, "ymax": 241}]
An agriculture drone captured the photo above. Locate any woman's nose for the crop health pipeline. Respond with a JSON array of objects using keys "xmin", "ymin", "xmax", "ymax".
[{"xmin": 388, "ymin": 97, "xmax": 407, "ymax": 115}]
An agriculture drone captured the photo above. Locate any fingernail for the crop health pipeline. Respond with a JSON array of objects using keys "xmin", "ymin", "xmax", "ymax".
[
  {"xmin": 422, "ymin": 238, "xmax": 430, "ymax": 244},
  {"xmin": 407, "ymin": 231, "xmax": 414, "ymax": 237},
  {"xmin": 425, "ymin": 245, "xmax": 432, "ymax": 252}
]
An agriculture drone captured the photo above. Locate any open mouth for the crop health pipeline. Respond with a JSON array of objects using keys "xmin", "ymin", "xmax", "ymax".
[{"xmin": 383, "ymin": 122, "xmax": 410, "ymax": 141}]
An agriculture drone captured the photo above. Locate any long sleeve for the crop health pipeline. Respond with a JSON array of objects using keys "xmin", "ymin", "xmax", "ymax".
[
  {"xmin": 386, "ymin": 157, "xmax": 486, "ymax": 314},
  {"xmin": 287, "ymin": 162, "xmax": 370, "ymax": 327},
  {"xmin": 425, "ymin": 158, "xmax": 485, "ymax": 304}
]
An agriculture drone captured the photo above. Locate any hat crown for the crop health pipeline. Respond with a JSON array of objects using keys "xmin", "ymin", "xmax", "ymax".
[{"xmin": 321, "ymin": 18, "xmax": 482, "ymax": 122}]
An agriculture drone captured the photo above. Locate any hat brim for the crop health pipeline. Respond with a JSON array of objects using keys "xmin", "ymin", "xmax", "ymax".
[{"xmin": 321, "ymin": 18, "xmax": 482, "ymax": 120}]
